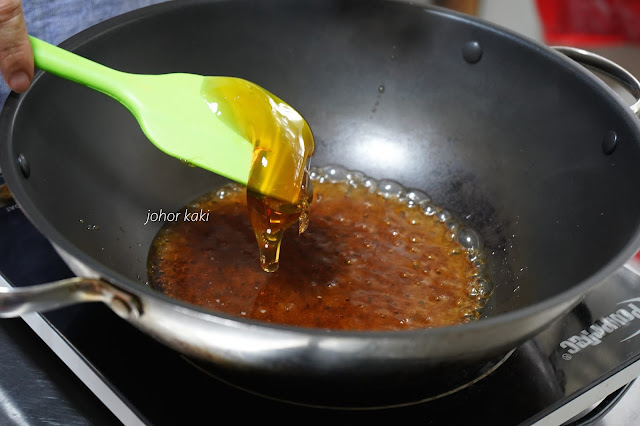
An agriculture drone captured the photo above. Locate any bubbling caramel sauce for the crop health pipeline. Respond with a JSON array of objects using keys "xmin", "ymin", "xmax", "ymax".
[
  {"xmin": 148, "ymin": 168, "xmax": 491, "ymax": 331},
  {"xmin": 201, "ymin": 78, "xmax": 314, "ymax": 272}
]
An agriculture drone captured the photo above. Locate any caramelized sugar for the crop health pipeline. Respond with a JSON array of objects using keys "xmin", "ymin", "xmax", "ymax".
[
  {"xmin": 148, "ymin": 179, "xmax": 490, "ymax": 331},
  {"xmin": 201, "ymin": 78, "xmax": 314, "ymax": 271}
]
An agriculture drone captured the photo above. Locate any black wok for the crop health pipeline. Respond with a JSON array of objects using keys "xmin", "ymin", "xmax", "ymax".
[{"xmin": 1, "ymin": 0, "xmax": 640, "ymax": 408}]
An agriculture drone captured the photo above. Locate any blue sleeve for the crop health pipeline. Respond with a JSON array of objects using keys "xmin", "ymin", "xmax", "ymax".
[{"xmin": 0, "ymin": 0, "xmax": 168, "ymax": 106}]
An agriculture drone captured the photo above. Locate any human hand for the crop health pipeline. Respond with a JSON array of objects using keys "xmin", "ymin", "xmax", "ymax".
[{"xmin": 0, "ymin": 0, "xmax": 32, "ymax": 92}]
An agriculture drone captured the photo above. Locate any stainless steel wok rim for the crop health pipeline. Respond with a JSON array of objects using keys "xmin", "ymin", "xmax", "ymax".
[{"xmin": 2, "ymin": 0, "xmax": 640, "ymax": 343}]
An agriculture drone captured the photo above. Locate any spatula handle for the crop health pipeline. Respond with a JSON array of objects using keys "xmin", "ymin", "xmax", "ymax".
[{"xmin": 29, "ymin": 36, "xmax": 130, "ymax": 103}]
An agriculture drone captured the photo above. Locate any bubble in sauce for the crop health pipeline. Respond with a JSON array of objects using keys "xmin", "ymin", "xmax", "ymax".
[
  {"xmin": 458, "ymin": 228, "xmax": 482, "ymax": 251},
  {"xmin": 377, "ymin": 179, "xmax": 405, "ymax": 199}
]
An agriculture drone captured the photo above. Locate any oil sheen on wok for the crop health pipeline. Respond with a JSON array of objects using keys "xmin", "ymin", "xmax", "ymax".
[{"xmin": 148, "ymin": 169, "xmax": 492, "ymax": 331}]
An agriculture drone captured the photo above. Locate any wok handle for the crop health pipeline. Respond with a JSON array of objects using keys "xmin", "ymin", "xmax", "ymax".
[
  {"xmin": 0, "ymin": 277, "xmax": 141, "ymax": 319},
  {"xmin": 552, "ymin": 46, "xmax": 640, "ymax": 118}
]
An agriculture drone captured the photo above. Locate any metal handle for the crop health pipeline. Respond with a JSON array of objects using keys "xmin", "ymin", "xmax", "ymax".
[
  {"xmin": 0, "ymin": 277, "xmax": 141, "ymax": 319},
  {"xmin": 552, "ymin": 46, "xmax": 640, "ymax": 118},
  {"xmin": 0, "ymin": 184, "xmax": 141, "ymax": 319}
]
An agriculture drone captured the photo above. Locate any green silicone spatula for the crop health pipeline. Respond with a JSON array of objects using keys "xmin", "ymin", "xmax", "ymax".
[{"xmin": 29, "ymin": 36, "xmax": 253, "ymax": 185}]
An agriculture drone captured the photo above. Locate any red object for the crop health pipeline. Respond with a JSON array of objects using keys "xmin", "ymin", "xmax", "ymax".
[{"xmin": 536, "ymin": 0, "xmax": 640, "ymax": 46}]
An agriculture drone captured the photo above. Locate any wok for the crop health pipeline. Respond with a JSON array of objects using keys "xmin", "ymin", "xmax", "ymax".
[{"xmin": 2, "ymin": 0, "xmax": 640, "ymax": 408}]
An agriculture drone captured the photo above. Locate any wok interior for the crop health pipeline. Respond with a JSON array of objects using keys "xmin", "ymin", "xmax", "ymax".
[{"xmin": 8, "ymin": 0, "xmax": 640, "ymax": 320}]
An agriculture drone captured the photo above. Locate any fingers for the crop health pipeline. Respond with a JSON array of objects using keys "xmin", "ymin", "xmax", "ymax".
[{"xmin": 0, "ymin": 0, "xmax": 32, "ymax": 92}]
